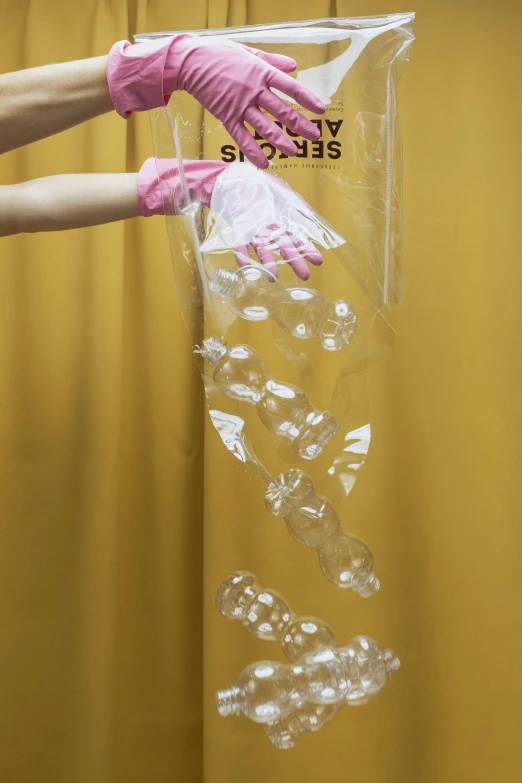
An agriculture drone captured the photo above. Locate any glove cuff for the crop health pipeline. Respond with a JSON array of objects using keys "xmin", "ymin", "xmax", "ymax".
[
  {"xmin": 137, "ymin": 158, "xmax": 229, "ymax": 217},
  {"xmin": 107, "ymin": 37, "xmax": 182, "ymax": 118}
]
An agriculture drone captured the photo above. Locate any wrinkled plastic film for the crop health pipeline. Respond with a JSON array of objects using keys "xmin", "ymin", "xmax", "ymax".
[{"xmin": 136, "ymin": 14, "xmax": 414, "ymax": 569}]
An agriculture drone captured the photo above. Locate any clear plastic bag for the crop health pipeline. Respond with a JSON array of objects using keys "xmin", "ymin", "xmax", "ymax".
[{"xmin": 135, "ymin": 14, "xmax": 414, "ymax": 591}]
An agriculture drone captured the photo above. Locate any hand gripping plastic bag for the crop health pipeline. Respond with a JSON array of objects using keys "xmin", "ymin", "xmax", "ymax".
[{"xmin": 135, "ymin": 14, "xmax": 415, "ymax": 595}]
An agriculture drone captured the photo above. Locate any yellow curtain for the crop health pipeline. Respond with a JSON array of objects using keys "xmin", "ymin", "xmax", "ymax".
[{"xmin": 0, "ymin": 2, "xmax": 521, "ymax": 782}]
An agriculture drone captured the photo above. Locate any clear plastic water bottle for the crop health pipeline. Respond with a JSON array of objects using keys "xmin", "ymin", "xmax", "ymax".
[
  {"xmin": 210, "ymin": 265, "xmax": 357, "ymax": 351},
  {"xmin": 216, "ymin": 571, "xmax": 336, "ymax": 660},
  {"xmin": 265, "ymin": 469, "xmax": 380, "ymax": 596},
  {"xmin": 216, "ymin": 637, "xmax": 400, "ymax": 723},
  {"xmin": 216, "ymin": 571, "xmax": 340, "ymax": 748},
  {"xmin": 200, "ymin": 338, "xmax": 338, "ymax": 459}
]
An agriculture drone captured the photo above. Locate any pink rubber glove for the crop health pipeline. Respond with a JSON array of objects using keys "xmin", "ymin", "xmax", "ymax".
[
  {"xmin": 137, "ymin": 158, "xmax": 227, "ymax": 216},
  {"xmin": 137, "ymin": 159, "xmax": 326, "ymax": 281},
  {"xmin": 108, "ymin": 35, "xmax": 325, "ymax": 169},
  {"xmin": 200, "ymin": 161, "xmax": 330, "ymax": 281}
]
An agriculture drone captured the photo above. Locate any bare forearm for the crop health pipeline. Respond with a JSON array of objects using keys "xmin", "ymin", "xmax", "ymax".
[
  {"xmin": 0, "ymin": 174, "xmax": 140, "ymax": 236},
  {"xmin": 0, "ymin": 57, "xmax": 113, "ymax": 154}
]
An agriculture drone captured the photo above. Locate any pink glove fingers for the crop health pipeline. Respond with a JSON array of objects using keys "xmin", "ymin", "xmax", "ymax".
[
  {"xmin": 267, "ymin": 71, "xmax": 326, "ymax": 115},
  {"xmin": 278, "ymin": 238, "xmax": 312, "ymax": 281},
  {"xmin": 244, "ymin": 107, "xmax": 298, "ymax": 156},
  {"xmin": 292, "ymin": 236, "xmax": 323, "ymax": 265},
  {"xmin": 250, "ymin": 222, "xmax": 309, "ymax": 279},
  {"xmin": 251, "ymin": 239, "xmax": 279, "ymax": 280},
  {"xmin": 234, "ymin": 246, "xmax": 250, "ymax": 264},
  {"xmin": 234, "ymin": 245, "xmax": 279, "ymax": 281},
  {"xmin": 260, "ymin": 91, "xmax": 321, "ymax": 142},
  {"xmin": 243, "ymin": 46, "xmax": 297, "ymax": 74},
  {"xmin": 229, "ymin": 122, "xmax": 271, "ymax": 169},
  {"xmin": 108, "ymin": 36, "xmax": 326, "ymax": 172}
]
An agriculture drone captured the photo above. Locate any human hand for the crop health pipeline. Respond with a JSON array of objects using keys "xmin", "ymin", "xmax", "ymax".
[
  {"xmin": 137, "ymin": 159, "xmax": 345, "ymax": 281},
  {"xmin": 108, "ymin": 36, "xmax": 325, "ymax": 169}
]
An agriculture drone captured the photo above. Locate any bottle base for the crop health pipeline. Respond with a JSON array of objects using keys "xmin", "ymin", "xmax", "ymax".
[
  {"xmin": 383, "ymin": 649, "xmax": 401, "ymax": 674},
  {"xmin": 295, "ymin": 414, "xmax": 339, "ymax": 460}
]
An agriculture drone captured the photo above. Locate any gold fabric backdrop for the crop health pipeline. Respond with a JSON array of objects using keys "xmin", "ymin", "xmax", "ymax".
[{"xmin": 0, "ymin": 1, "xmax": 520, "ymax": 782}]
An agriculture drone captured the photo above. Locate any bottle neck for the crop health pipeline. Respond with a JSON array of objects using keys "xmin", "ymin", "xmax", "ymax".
[
  {"xmin": 216, "ymin": 685, "xmax": 244, "ymax": 716},
  {"xmin": 200, "ymin": 337, "xmax": 227, "ymax": 365},
  {"xmin": 210, "ymin": 268, "xmax": 242, "ymax": 299},
  {"xmin": 351, "ymin": 568, "xmax": 380, "ymax": 598}
]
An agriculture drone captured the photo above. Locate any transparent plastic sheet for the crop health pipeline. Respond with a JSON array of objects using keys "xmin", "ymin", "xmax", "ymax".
[{"xmin": 135, "ymin": 15, "xmax": 414, "ymax": 594}]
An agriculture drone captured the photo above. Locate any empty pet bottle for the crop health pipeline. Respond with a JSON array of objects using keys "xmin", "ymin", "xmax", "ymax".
[
  {"xmin": 216, "ymin": 636, "xmax": 400, "ymax": 723},
  {"xmin": 216, "ymin": 571, "xmax": 335, "ymax": 661},
  {"xmin": 216, "ymin": 571, "xmax": 340, "ymax": 748},
  {"xmin": 209, "ymin": 266, "xmax": 357, "ymax": 351},
  {"xmin": 199, "ymin": 337, "xmax": 338, "ymax": 459},
  {"xmin": 264, "ymin": 469, "xmax": 380, "ymax": 596},
  {"xmin": 264, "ymin": 702, "xmax": 339, "ymax": 750}
]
